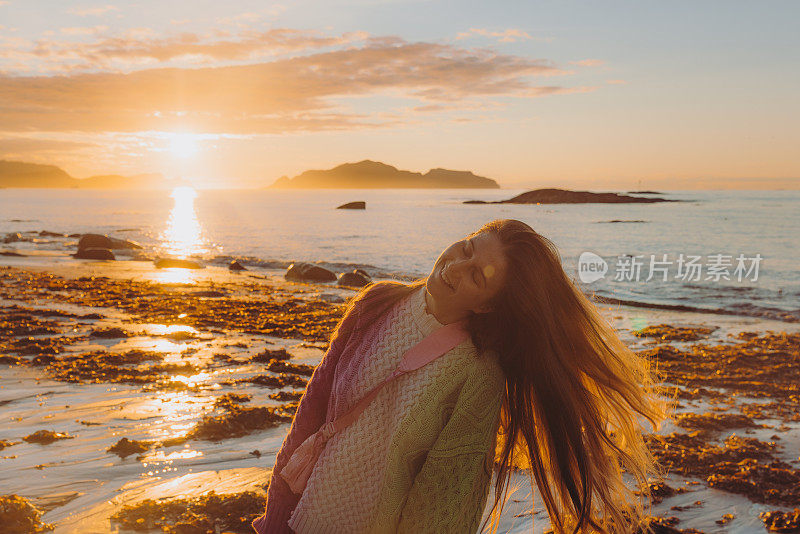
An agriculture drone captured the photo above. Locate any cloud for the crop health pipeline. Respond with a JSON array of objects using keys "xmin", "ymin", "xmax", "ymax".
[
  {"xmin": 0, "ymin": 27, "xmax": 371, "ymax": 74},
  {"xmin": 0, "ymin": 39, "xmax": 580, "ymax": 135},
  {"xmin": 455, "ymin": 28, "xmax": 533, "ymax": 43},
  {"xmin": 569, "ymin": 59, "xmax": 604, "ymax": 67},
  {"xmin": 60, "ymin": 25, "xmax": 109, "ymax": 36},
  {"xmin": 606, "ymin": 79, "xmax": 628, "ymax": 85},
  {"xmin": 67, "ymin": 5, "xmax": 118, "ymax": 16}
]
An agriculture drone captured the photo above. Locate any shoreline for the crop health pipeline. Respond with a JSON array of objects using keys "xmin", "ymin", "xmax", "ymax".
[{"xmin": 1, "ymin": 257, "xmax": 799, "ymax": 533}]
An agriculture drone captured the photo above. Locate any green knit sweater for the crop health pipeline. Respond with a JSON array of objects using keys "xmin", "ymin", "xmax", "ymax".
[{"xmin": 255, "ymin": 286, "xmax": 505, "ymax": 534}]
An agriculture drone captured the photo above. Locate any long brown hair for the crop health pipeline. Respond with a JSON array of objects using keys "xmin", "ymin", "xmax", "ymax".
[{"xmin": 331, "ymin": 219, "xmax": 669, "ymax": 533}]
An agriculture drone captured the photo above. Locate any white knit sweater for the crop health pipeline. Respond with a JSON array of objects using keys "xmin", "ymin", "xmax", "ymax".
[{"xmin": 287, "ymin": 286, "xmax": 486, "ymax": 533}]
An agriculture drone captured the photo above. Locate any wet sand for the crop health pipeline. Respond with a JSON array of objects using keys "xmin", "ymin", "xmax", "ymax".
[{"xmin": 1, "ymin": 256, "xmax": 800, "ymax": 533}]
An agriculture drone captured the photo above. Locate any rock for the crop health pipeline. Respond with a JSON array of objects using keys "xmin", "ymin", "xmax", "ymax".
[
  {"xmin": 0, "ymin": 251, "xmax": 25, "ymax": 257},
  {"xmin": 285, "ymin": 262, "xmax": 337, "ymax": 282},
  {"xmin": 229, "ymin": 260, "xmax": 247, "ymax": 271},
  {"xmin": 39, "ymin": 230, "xmax": 66, "ymax": 237},
  {"xmin": 73, "ymin": 248, "xmax": 115, "ymax": 260},
  {"xmin": 154, "ymin": 258, "xmax": 204, "ymax": 269},
  {"xmin": 0, "ymin": 494, "xmax": 53, "ymax": 533},
  {"xmin": 337, "ymin": 269, "xmax": 372, "ymax": 288},
  {"xmin": 90, "ymin": 327, "xmax": 131, "ymax": 338},
  {"xmin": 336, "ymin": 201, "xmax": 366, "ymax": 209},
  {"xmin": 760, "ymin": 509, "xmax": 800, "ymax": 532},
  {"xmin": 464, "ymin": 188, "xmax": 677, "ymax": 205},
  {"xmin": 193, "ymin": 290, "xmax": 226, "ymax": 298},
  {"xmin": 3, "ymin": 232, "xmax": 24, "ymax": 243},
  {"xmin": 107, "ymin": 437, "xmax": 152, "ymax": 458},
  {"xmin": 23, "ymin": 430, "xmax": 74, "ymax": 445},
  {"xmin": 77, "ymin": 233, "xmax": 142, "ymax": 251}
]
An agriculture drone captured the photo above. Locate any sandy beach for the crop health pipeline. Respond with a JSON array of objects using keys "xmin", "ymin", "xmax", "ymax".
[{"xmin": 1, "ymin": 253, "xmax": 800, "ymax": 534}]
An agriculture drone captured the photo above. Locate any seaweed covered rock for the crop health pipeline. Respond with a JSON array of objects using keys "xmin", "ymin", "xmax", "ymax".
[
  {"xmin": 111, "ymin": 491, "xmax": 265, "ymax": 534},
  {"xmin": 633, "ymin": 324, "xmax": 715, "ymax": 342},
  {"xmin": 0, "ymin": 494, "xmax": 53, "ymax": 533},
  {"xmin": 22, "ymin": 430, "xmax": 73, "ymax": 445},
  {"xmin": 760, "ymin": 509, "xmax": 800, "ymax": 532},
  {"xmin": 108, "ymin": 437, "xmax": 153, "ymax": 458},
  {"xmin": 178, "ymin": 403, "xmax": 292, "ymax": 443}
]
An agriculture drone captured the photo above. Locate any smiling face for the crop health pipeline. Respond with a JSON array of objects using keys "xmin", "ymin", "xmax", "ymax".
[{"xmin": 424, "ymin": 231, "xmax": 509, "ymax": 324}]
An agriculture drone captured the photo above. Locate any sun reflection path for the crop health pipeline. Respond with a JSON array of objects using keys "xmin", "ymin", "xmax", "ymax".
[{"xmin": 159, "ymin": 186, "xmax": 209, "ymax": 260}]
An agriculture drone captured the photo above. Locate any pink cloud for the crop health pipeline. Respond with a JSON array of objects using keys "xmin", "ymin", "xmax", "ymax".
[
  {"xmin": 0, "ymin": 30, "xmax": 594, "ymax": 135},
  {"xmin": 1, "ymin": 28, "xmax": 371, "ymax": 74}
]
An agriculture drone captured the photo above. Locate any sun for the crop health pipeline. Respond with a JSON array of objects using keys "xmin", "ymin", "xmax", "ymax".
[{"xmin": 169, "ymin": 133, "xmax": 199, "ymax": 159}]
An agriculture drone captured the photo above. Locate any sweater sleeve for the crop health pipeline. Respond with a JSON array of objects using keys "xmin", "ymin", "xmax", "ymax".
[
  {"xmin": 253, "ymin": 299, "xmax": 362, "ymax": 534},
  {"xmin": 396, "ymin": 354, "xmax": 505, "ymax": 534}
]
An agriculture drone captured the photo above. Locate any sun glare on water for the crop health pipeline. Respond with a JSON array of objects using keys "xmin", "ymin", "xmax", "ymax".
[
  {"xmin": 151, "ymin": 186, "xmax": 213, "ymax": 284},
  {"xmin": 160, "ymin": 186, "xmax": 207, "ymax": 258}
]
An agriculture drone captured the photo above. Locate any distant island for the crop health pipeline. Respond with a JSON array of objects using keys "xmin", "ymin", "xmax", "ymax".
[
  {"xmin": 0, "ymin": 160, "xmax": 166, "ymax": 189},
  {"xmin": 270, "ymin": 160, "xmax": 500, "ymax": 189},
  {"xmin": 464, "ymin": 188, "xmax": 678, "ymax": 204}
]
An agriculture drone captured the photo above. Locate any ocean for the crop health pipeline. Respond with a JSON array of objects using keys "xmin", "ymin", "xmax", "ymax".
[{"xmin": 1, "ymin": 187, "xmax": 798, "ymax": 323}]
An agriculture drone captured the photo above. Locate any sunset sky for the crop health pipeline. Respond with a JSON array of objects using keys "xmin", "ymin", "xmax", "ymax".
[{"xmin": 1, "ymin": 0, "xmax": 798, "ymax": 189}]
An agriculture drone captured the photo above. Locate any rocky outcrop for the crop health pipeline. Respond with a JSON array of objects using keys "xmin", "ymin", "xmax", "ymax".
[
  {"xmin": 336, "ymin": 201, "xmax": 366, "ymax": 209},
  {"xmin": 0, "ymin": 159, "xmax": 166, "ymax": 189},
  {"xmin": 271, "ymin": 160, "xmax": 499, "ymax": 189},
  {"xmin": 78, "ymin": 233, "xmax": 142, "ymax": 251},
  {"xmin": 285, "ymin": 262, "xmax": 337, "ymax": 282},
  {"xmin": 337, "ymin": 269, "xmax": 372, "ymax": 288},
  {"xmin": 465, "ymin": 188, "xmax": 677, "ymax": 204},
  {"xmin": 2, "ymin": 232, "xmax": 24, "ymax": 243},
  {"xmin": 229, "ymin": 260, "xmax": 247, "ymax": 271},
  {"xmin": 74, "ymin": 248, "xmax": 115, "ymax": 260}
]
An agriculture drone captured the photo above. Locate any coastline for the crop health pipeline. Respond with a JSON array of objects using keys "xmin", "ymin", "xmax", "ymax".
[{"xmin": 1, "ymin": 255, "xmax": 799, "ymax": 533}]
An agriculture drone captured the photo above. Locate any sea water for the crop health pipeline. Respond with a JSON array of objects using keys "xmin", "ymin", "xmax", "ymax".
[{"xmin": 1, "ymin": 187, "xmax": 798, "ymax": 322}]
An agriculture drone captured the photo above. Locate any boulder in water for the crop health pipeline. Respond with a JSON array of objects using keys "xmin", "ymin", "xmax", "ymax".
[
  {"xmin": 337, "ymin": 269, "xmax": 372, "ymax": 288},
  {"xmin": 78, "ymin": 233, "xmax": 142, "ymax": 251},
  {"xmin": 285, "ymin": 262, "xmax": 337, "ymax": 282},
  {"xmin": 336, "ymin": 201, "xmax": 366, "ymax": 210},
  {"xmin": 74, "ymin": 248, "xmax": 115, "ymax": 260},
  {"xmin": 3, "ymin": 232, "xmax": 24, "ymax": 243},
  {"xmin": 229, "ymin": 260, "xmax": 247, "ymax": 271},
  {"xmin": 155, "ymin": 258, "xmax": 204, "ymax": 269}
]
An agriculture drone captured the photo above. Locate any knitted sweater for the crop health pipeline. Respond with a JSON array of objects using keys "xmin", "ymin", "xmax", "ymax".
[{"xmin": 253, "ymin": 285, "xmax": 505, "ymax": 534}]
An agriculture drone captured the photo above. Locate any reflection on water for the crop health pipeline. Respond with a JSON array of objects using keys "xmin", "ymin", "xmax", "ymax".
[
  {"xmin": 153, "ymin": 186, "xmax": 210, "ymax": 284},
  {"xmin": 159, "ymin": 186, "xmax": 208, "ymax": 259}
]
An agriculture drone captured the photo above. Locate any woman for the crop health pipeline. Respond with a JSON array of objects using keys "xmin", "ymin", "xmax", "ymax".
[{"xmin": 253, "ymin": 219, "xmax": 668, "ymax": 534}]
